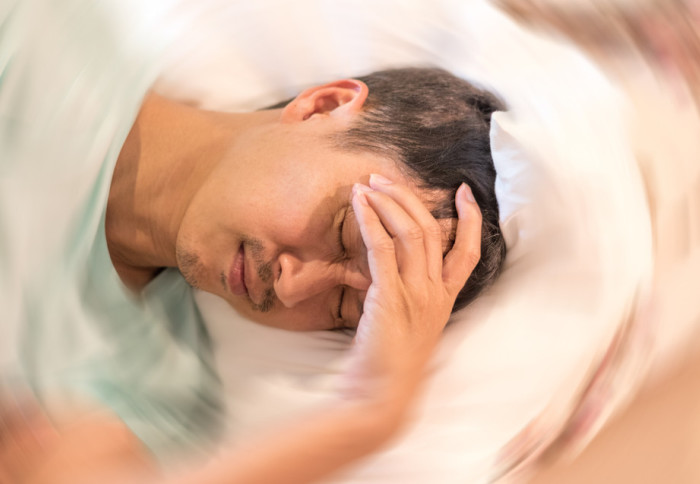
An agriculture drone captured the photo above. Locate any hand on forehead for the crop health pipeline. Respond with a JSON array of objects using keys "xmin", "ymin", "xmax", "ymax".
[{"xmin": 347, "ymin": 176, "xmax": 459, "ymax": 258}]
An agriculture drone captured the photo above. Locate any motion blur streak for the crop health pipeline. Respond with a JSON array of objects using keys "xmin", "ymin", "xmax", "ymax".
[{"xmin": 496, "ymin": 1, "xmax": 700, "ymax": 482}]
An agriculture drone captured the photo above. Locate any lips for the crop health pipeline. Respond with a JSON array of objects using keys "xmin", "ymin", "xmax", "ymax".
[{"xmin": 228, "ymin": 245, "xmax": 248, "ymax": 296}]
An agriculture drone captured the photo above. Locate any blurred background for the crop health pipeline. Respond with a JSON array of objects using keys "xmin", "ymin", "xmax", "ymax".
[
  {"xmin": 2, "ymin": 1, "xmax": 698, "ymax": 482},
  {"xmin": 495, "ymin": 1, "xmax": 700, "ymax": 482}
]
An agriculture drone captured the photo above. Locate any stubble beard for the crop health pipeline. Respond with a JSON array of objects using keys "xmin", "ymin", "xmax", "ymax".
[
  {"xmin": 175, "ymin": 244, "xmax": 205, "ymax": 290},
  {"xmin": 175, "ymin": 236, "xmax": 277, "ymax": 314}
]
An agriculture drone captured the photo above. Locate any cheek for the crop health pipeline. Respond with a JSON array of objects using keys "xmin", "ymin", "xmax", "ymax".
[
  {"xmin": 246, "ymin": 191, "xmax": 336, "ymax": 246},
  {"xmin": 235, "ymin": 178, "xmax": 324, "ymax": 228},
  {"xmin": 265, "ymin": 213, "xmax": 326, "ymax": 250}
]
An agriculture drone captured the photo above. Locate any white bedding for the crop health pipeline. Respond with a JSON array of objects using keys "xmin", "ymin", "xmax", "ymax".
[
  {"xmin": 1, "ymin": 0, "xmax": 697, "ymax": 481},
  {"xmin": 152, "ymin": 0, "xmax": 661, "ymax": 481}
]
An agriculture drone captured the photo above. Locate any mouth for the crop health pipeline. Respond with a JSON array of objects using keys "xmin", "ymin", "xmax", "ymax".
[{"xmin": 227, "ymin": 245, "xmax": 248, "ymax": 297}]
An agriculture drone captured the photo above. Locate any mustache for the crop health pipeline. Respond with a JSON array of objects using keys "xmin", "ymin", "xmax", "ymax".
[{"xmin": 243, "ymin": 237, "xmax": 277, "ymax": 313}]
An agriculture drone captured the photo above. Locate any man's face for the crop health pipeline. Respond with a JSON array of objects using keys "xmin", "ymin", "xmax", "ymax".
[{"xmin": 175, "ymin": 119, "xmax": 414, "ymax": 331}]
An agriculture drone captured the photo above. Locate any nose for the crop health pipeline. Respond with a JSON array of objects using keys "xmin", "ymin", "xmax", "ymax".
[{"xmin": 274, "ymin": 253, "xmax": 371, "ymax": 308}]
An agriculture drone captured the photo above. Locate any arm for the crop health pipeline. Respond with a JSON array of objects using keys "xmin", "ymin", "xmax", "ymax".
[
  {"xmin": 167, "ymin": 179, "xmax": 483, "ymax": 484},
  {"xmin": 169, "ymin": 399, "xmax": 396, "ymax": 484}
]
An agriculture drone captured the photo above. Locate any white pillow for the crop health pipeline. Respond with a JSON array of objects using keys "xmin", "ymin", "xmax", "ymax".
[{"xmin": 156, "ymin": 0, "xmax": 653, "ymax": 481}]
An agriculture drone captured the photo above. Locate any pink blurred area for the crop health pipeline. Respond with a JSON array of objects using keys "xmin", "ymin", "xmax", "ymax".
[
  {"xmin": 494, "ymin": 1, "xmax": 700, "ymax": 482},
  {"xmin": 530, "ymin": 349, "xmax": 700, "ymax": 483}
]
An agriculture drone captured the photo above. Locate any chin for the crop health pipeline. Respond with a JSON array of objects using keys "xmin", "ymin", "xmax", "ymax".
[{"xmin": 175, "ymin": 244, "xmax": 210, "ymax": 290}]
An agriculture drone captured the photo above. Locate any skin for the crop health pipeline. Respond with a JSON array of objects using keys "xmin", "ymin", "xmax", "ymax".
[
  {"xmin": 107, "ymin": 80, "xmax": 430, "ymax": 330},
  {"xmin": 1, "ymin": 79, "xmax": 484, "ymax": 483},
  {"xmin": 3, "ymin": 180, "xmax": 482, "ymax": 484}
]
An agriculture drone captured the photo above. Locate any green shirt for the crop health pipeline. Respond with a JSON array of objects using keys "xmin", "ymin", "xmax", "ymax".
[{"xmin": 0, "ymin": 0, "xmax": 222, "ymax": 459}]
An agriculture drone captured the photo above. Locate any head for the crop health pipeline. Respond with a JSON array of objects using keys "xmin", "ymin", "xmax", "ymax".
[{"xmin": 175, "ymin": 67, "xmax": 506, "ymax": 330}]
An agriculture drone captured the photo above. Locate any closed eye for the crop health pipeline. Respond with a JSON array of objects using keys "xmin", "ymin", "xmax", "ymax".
[
  {"xmin": 337, "ymin": 206, "xmax": 348, "ymax": 254},
  {"xmin": 334, "ymin": 207, "xmax": 349, "ymax": 322},
  {"xmin": 336, "ymin": 286, "xmax": 345, "ymax": 322}
]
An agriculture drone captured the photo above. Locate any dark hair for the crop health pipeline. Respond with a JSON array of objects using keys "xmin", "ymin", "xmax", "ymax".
[{"xmin": 273, "ymin": 67, "xmax": 507, "ymax": 313}]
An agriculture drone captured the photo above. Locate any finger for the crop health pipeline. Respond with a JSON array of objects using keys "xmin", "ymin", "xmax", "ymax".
[
  {"xmin": 442, "ymin": 184, "xmax": 482, "ymax": 297},
  {"xmin": 361, "ymin": 187, "xmax": 429, "ymax": 281},
  {"xmin": 368, "ymin": 174, "xmax": 444, "ymax": 281},
  {"xmin": 351, "ymin": 185, "xmax": 399, "ymax": 288}
]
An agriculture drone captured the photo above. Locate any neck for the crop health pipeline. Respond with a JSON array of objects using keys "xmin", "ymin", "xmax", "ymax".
[{"xmin": 105, "ymin": 93, "xmax": 269, "ymax": 290}]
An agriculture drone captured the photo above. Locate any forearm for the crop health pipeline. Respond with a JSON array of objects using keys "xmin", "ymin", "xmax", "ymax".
[
  {"xmin": 8, "ymin": 179, "xmax": 481, "ymax": 484},
  {"xmin": 7, "ymin": 396, "xmax": 403, "ymax": 484},
  {"xmin": 168, "ymin": 397, "xmax": 404, "ymax": 484}
]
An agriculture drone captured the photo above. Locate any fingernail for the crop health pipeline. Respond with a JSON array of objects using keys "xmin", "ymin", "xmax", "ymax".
[
  {"xmin": 353, "ymin": 183, "xmax": 372, "ymax": 194},
  {"xmin": 353, "ymin": 184, "xmax": 371, "ymax": 205},
  {"xmin": 369, "ymin": 174, "xmax": 393, "ymax": 186},
  {"xmin": 354, "ymin": 190, "xmax": 369, "ymax": 206},
  {"xmin": 462, "ymin": 184, "xmax": 476, "ymax": 202}
]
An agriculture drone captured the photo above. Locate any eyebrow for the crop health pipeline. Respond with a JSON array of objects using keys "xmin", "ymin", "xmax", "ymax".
[{"xmin": 354, "ymin": 292, "xmax": 364, "ymax": 328}]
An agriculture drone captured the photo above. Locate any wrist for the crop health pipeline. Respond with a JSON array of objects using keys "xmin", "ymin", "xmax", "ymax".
[{"xmin": 337, "ymin": 374, "xmax": 425, "ymax": 446}]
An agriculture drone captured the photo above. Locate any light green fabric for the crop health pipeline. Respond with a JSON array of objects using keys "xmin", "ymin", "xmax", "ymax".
[{"xmin": 0, "ymin": 0, "xmax": 222, "ymax": 460}]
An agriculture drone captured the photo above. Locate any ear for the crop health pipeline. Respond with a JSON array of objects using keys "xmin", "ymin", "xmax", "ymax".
[{"xmin": 280, "ymin": 79, "xmax": 368, "ymax": 124}]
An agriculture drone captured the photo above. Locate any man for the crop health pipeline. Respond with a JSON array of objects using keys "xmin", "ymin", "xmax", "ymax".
[
  {"xmin": 107, "ymin": 72, "xmax": 505, "ymax": 330},
  {"xmin": 0, "ymin": 1, "xmax": 505, "ymax": 482}
]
